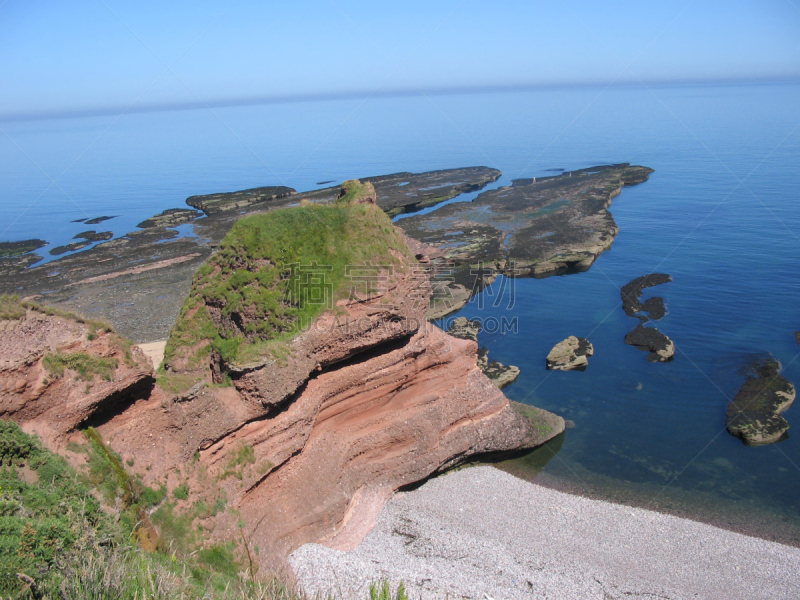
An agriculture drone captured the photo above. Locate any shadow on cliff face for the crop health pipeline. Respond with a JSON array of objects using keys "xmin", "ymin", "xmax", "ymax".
[
  {"xmin": 78, "ymin": 374, "xmax": 156, "ymax": 430},
  {"xmin": 397, "ymin": 431, "xmax": 565, "ymax": 493}
]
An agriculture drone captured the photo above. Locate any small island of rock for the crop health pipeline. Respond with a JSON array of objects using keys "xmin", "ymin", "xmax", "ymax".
[
  {"xmin": 726, "ymin": 358, "xmax": 796, "ymax": 445},
  {"xmin": 546, "ymin": 336, "xmax": 594, "ymax": 371},
  {"xmin": 624, "ymin": 325, "xmax": 675, "ymax": 362}
]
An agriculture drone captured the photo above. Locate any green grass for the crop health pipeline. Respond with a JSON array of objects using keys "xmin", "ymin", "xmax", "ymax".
[
  {"xmin": 173, "ymin": 483, "xmax": 190, "ymax": 501},
  {"xmin": 369, "ymin": 580, "xmax": 408, "ymax": 600},
  {"xmin": 164, "ymin": 196, "xmax": 413, "ymax": 371},
  {"xmin": 336, "ymin": 179, "xmax": 374, "ymax": 204},
  {"xmin": 219, "ymin": 444, "xmax": 256, "ymax": 481},
  {"xmin": 43, "ymin": 351, "xmax": 118, "ymax": 381},
  {"xmin": 1, "ymin": 420, "xmax": 412, "ymax": 599},
  {"xmin": 0, "ymin": 295, "xmax": 26, "ymax": 320}
]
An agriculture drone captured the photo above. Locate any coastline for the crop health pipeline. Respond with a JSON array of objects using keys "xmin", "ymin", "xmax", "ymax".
[{"xmin": 290, "ymin": 465, "xmax": 800, "ymax": 600}]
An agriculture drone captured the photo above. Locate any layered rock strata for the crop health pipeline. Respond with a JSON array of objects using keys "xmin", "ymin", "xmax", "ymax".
[
  {"xmin": 0, "ymin": 188, "xmax": 563, "ymax": 572},
  {"xmin": 0, "ymin": 302, "xmax": 154, "ymax": 449}
]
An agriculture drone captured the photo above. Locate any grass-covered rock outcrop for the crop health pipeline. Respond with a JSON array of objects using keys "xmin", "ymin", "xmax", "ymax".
[{"xmin": 163, "ymin": 187, "xmax": 414, "ymax": 388}]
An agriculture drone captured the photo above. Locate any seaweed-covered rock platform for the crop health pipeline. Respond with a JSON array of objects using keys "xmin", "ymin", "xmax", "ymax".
[
  {"xmin": 727, "ymin": 358, "xmax": 796, "ymax": 445},
  {"xmin": 398, "ymin": 164, "xmax": 653, "ymax": 278}
]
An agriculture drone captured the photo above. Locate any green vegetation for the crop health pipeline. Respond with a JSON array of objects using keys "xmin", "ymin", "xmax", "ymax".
[
  {"xmin": 336, "ymin": 179, "xmax": 374, "ymax": 205},
  {"xmin": 164, "ymin": 196, "xmax": 413, "ymax": 369},
  {"xmin": 173, "ymin": 482, "xmax": 190, "ymax": 500},
  {"xmin": 0, "ymin": 294, "xmax": 113, "ymax": 340},
  {"xmin": 43, "ymin": 351, "xmax": 118, "ymax": 381},
  {"xmin": 0, "ymin": 420, "xmax": 307, "ymax": 599},
  {"xmin": 1, "ymin": 420, "xmax": 411, "ymax": 599},
  {"xmin": 0, "ymin": 295, "xmax": 26, "ymax": 320},
  {"xmin": 369, "ymin": 581, "xmax": 408, "ymax": 600},
  {"xmin": 218, "ymin": 444, "xmax": 257, "ymax": 481}
]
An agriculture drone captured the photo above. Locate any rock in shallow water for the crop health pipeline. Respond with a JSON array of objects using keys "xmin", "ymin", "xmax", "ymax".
[
  {"xmin": 447, "ymin": 317, "xmax": 520, "ymax": 388},
  {"xmin": 546, "ymin": 336, "xmax": 593, "ymax": 371},
  {"xmin": 727, "ymin": 358, "xmax": 796, "ymax": 445},
  {"xmin": 620, "ymin": 273, "xmax": 671, "ymax": 321},
  {"xmin": 623, "ymin": 325, "xmax": 674, "ymax": 362}
]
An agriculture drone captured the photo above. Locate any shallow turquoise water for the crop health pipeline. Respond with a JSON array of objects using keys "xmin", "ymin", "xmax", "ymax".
[{"xmin": 2, "ymin": 82, "xmax": 799, "ymax": 541}]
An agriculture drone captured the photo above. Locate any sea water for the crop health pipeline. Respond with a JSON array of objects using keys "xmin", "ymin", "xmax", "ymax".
[{"xmin": 2, "ymin": 82, "xmax": 799, "ymax": 542}]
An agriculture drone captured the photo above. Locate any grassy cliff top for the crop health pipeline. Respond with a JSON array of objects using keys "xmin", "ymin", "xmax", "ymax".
[{"xmin": 164, "ymin": 194, "xmax": 415, "ymax": 371}]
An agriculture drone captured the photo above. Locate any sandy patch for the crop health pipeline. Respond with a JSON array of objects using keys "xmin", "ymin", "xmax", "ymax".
[{"xmin": 137, "ymin": 340, "xmax": 167, "ymax": 369}]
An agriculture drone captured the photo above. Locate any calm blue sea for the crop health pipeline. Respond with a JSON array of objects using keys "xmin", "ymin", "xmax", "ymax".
[{"xmin": 2, "ymin": 82, "xmax": 799, "ymax": 540}]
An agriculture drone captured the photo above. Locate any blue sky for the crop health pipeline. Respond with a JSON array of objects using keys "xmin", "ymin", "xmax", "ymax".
[{"xmin": 1, "ymin": 0, "xmax": 799, "ymax": 119}]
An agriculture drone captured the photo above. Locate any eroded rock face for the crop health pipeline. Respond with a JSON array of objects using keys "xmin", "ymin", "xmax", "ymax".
[
  {"xmin": 623, "ymin": 325, "xmax": 674, "ymax": 363},
  {"xmin": 727, "ymin": 358, "xmax": 796, "ymax": 445},
  {"xmin": 3, "ymin": 205, "xmax": 562, "ymax": 573},
  {"xmin": 0, "ymin": 305, "xmax": 154, "ymax": 448},
  {"xmin": 546, "ymin": 336, "xmax": 593, "ymax": 371}
]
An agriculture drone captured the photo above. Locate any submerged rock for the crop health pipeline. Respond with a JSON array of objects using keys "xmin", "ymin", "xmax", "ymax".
[
  {"xmin": 727, "ymin": 358, "xmax": 796, "ymax": 445},
  {"xmin": 624, "ymin": 325, "xmax": 674, "ymax": 362},
  {"xmin": 447, "ymin": 317, "xmax": 520, "ymax": 388},
  {"xmin": 546, "ymin": 336, "xmax": 594, "ymax": 371}
]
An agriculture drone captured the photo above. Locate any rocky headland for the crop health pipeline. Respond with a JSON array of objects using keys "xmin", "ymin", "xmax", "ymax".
[
  {"xmin": 0, "ymin": 183, "xmax": 562, "ymax": 573},
  {"xmin": 726, "ymin": 357, "xmax": 796, "ymax": 445}
]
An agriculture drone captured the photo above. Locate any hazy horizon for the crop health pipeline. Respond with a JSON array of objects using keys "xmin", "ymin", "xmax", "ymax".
[{"xmin": 2, "ymin": 0, "xmax": 798, "ymax": 122}]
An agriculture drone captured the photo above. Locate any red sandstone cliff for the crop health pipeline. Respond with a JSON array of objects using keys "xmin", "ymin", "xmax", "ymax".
[{"xmin": 0, "ymin": 227, "xmax": 563, "ymax": 572}]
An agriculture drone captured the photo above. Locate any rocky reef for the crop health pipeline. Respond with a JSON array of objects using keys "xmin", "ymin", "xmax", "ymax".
[
  {"xmin": 0, "ymin": 239, "xmax": 46, "ymax": 274},
  {"xmin": 398, "ymin": 164, "xmax": 653, "ymax": 285},
  {"xmin": 0, "ymin": 182, "xmax": 562, "ymax": 572},
  {"xmin": 624, "ymin": 325, "xmax": 675, "ymax": 363},
  {"xmin": 137, "ymin": 208, "xmax": 202, "ymax": 228},
  {"xmin": 620, "ymin": 274, "xmax": 675, "ymax": 362},
  {"xmin": 621, "ymin": 274, "xmax": 672, "ymax": 321},
  {"xmin": 546, "ymin": 336, "xmax": 594, "ymax": 371},
  {"xmin": 447, "ymin": 317, "xmax": 520, "ymax": 388},
  {"xmin": 726, "ymin": 358, "xmax": 796, "ymax": 445}
]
